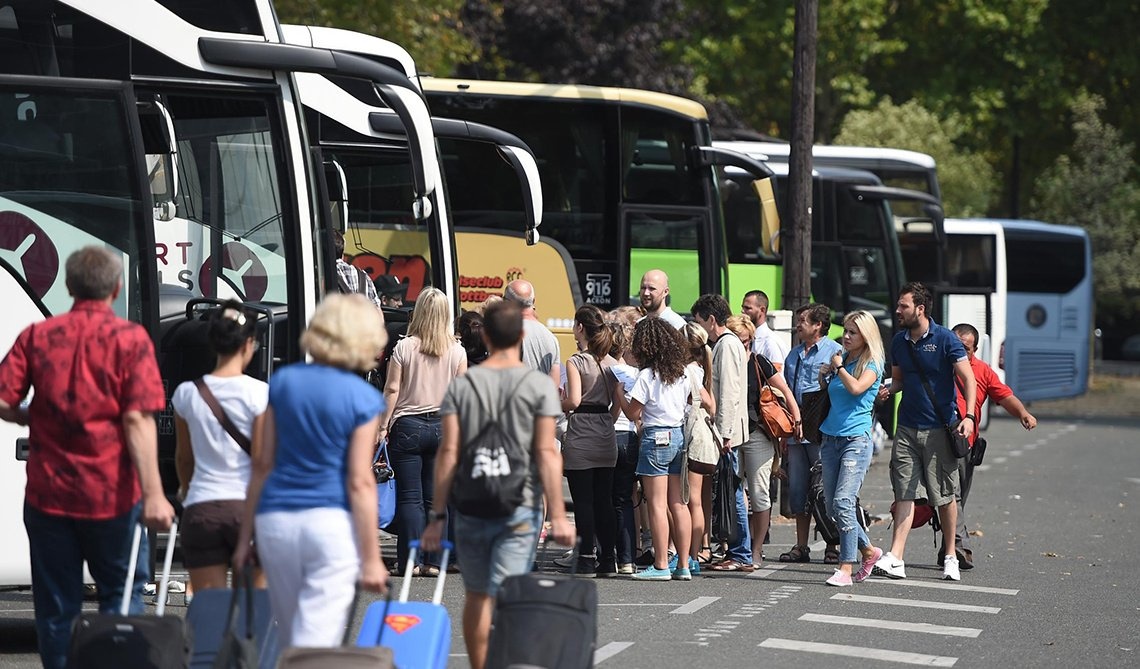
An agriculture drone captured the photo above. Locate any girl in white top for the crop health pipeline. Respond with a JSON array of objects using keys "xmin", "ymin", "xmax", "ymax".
[
  {"xmin": 173, "ymin": 302, "xmax": 268, "ymax": 592},
  {"xmin": 624, "ymin": 317, "xmax": 694, "ymax": 581}
]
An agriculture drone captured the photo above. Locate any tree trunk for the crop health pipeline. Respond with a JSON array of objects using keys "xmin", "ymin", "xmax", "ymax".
[{"xmin": 784, "ymin": 0, "xmax": 818, "ymax": 312}]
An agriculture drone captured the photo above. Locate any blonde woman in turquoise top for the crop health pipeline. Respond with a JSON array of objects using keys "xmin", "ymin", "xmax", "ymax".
[{"xmin": 818, "ymin": 310, "xmax": 884, "ymax": 587}]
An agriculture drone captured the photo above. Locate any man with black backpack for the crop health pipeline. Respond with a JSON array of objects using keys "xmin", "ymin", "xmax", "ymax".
[{"xmin": 421, "ymin": 300, "xmax": 574, "ymax": 669}]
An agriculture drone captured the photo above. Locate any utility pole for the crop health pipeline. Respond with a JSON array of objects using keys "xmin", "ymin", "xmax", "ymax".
[{"xmin": 784, "ymin": 0, "xmax": 817, "ymax": 311}]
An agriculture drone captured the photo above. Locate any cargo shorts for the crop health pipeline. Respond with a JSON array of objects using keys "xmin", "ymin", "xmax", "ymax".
[{"xmin": 889, "ymin": 425, "xmax": 960, "ymax": 508}]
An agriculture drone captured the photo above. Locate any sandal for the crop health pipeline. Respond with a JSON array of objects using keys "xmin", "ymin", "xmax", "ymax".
[
  {"xmin": 824, "ymin": 548, "xmax": 840, "ymax": 565},
  {"xmin": 422, "ymin": 565, "xmax": 441, "ymax": 577},
  {"xmin": 709, "ymin": 560, "xmax": 755, "ymax": 573},
  {"xmin": 696, "ymin": 547, "xmax": 713, "ymax": 566},
  {"xmin": 779, "ymin": 545, "xmax": 810, "ymax": 563}
]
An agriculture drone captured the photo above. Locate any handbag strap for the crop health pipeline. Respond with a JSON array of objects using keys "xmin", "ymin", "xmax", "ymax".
[
  {"xmin": 194, "ymin": 377, "xmax": 252, "ymax": 455},
  {"xmin": 902, "ymin": 341, "xmax": 956, "ymax": 436},
  {"xmin": 686, "ymin": 366, "xmax": 701, "ymax": 410}
]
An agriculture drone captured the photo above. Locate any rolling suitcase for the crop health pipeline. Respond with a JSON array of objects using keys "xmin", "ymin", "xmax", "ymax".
[
  {"xmin": 186, "ymin": 568, "xmax": 279, "ymax": 669},
  {"xmin": 356, "ymin": 540, "xmax": 453, "ymax": 669},
  {"xmin": 67, "ymin": 521, "xmax": 192, "ymax": 669},
  {"xmin": 276, "ymin": 587, "xmax": 393, "ymax": 668},
  {"xmin": 485, "ymin": 564, "xmax": 597, "ymax": 669}
]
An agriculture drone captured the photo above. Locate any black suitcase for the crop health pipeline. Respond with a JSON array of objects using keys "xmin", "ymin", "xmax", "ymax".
[
  {"xmin": 485, "ymin": 572, "xmax": 597, "ymax": 669},
  {"xmin": 68, "ymin": 521, "xmax": 192, "ymax": 669}
]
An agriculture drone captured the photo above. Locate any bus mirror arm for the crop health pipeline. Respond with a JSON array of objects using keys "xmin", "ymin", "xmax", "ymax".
[{"xmin": 691, "ymin": 146, "xmax": 774, "ymax": 179}]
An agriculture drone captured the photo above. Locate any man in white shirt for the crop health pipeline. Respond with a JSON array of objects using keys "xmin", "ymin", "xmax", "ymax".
[
  {"xmin": 741, "ymin": 290, "xmax": 789, "ymax": 370},
  {"xmin": 638, "ymin": 269, "xmax": 686, "ymax": 329}
]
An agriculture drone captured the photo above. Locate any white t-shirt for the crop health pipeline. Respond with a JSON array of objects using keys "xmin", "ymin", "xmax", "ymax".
[
  {"xmin": 752, "ymin": 321, "xmax": 790, "ymax": 367},
  {"xmin": 610, "ymin": 363, "xmax": 639, "ymax": 433},
  {"xmin": 628, "ymin": 367, "xmax": 689, "ymax": 428},
  {"xmin": 172, "ymin": 374, "xmax": 269, "ymax": 507}
]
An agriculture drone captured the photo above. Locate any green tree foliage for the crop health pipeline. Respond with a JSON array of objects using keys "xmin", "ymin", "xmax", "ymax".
[
  {"xmin": 275, "ymin": 0, "xmax": 473, "ymax": 77},
  {"xmin": 454, "ymin": 0, "xmax": 695, "ymax": 94},
  {"xmin": 1031, "ymin": 95, "xmax": 1140, "ymax": 323},
  {"xmin": 834, "ymin": 98, "xmax": 996, "ymax": 217}
]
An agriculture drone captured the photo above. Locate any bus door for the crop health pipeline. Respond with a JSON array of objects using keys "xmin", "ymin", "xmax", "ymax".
[{"xmin": 0, "ymin": 77, "xmax": 154, "ymax": 585}]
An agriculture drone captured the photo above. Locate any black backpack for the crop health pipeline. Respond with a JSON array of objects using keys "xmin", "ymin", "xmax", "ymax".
[{"xmin": 451, "ymin": 374, "xmax": 529, "ymax": 518}]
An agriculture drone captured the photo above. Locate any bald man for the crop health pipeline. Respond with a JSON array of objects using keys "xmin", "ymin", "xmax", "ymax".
[
  {"xmin": 638, "ymin": 270, "xmax": 686, "ymax": 329},
  {"xmin": 504, "ymin": 279, "xmax": 561, "ymax": 391}
]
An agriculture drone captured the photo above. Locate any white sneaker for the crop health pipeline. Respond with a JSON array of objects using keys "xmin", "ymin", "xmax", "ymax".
[
  {"xmin": 942, "ymin": 554, "xmax": 961, "ymax": 581},
  {"xmin": 872, "ymin": 551, "xmax": 907, "ymax": 579}
]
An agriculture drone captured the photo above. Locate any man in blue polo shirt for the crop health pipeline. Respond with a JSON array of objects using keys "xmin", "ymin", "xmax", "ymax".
[{"xmin": 874, "ymin": 282, "xmax": 976, "ymax": 581}]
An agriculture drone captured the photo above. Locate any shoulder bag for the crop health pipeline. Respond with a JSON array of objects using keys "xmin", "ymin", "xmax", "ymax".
[
  {"xmin": 755, "ymin": 357, "xmax": 795, "ymax": 439},
  {"xmin": 794, "ymin": 357, "xmax": 831, "ymax": 444},
  {"xmin": 903, "ymin": 344, "xmax": 970, "ymax": 458},
  {"xmin": 194, "ymin": 378, "xmax": 251, "ymax": 455},
  {"xmin": 682, "ymin": 367, "xmax": 720, "ymax": 476}
]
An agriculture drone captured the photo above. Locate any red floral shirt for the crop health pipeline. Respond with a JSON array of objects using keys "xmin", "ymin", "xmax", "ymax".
[
  {"xmin": 955, "ymin": 355, "xmax": 1014, "ymax": 446},
  {"xmin": 0, "ymin": 301, "xmax": 165, "ymax": 519}
]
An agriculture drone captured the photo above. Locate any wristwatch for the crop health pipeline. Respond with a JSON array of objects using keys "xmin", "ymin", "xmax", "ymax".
[{"xmin": 429, "ymin": 511, "xmax": 448, "ymax": 522}]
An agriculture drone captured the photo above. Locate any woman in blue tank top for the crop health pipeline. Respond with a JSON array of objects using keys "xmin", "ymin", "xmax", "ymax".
[
  {"xmin": 818, "ymin": 310, "xmax": 885, "ymax": 587},
  {"xmin": 232, "ymin": 294, "xmax": 388, "ymax": 653}
]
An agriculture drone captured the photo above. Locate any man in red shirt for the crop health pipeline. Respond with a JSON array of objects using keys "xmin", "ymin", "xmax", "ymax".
[
  {"xmin": 948, "ymin": 323, "xmax": 1037, "ymax": 570},
  {"xmin": 0, "ymin": 246, "xmax": 174, "ymax": 669}
]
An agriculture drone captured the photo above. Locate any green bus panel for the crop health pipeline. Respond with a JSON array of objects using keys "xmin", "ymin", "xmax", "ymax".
[{"xmin": 630, "ymin": 248, "xmax": 700, "ymax": 315}]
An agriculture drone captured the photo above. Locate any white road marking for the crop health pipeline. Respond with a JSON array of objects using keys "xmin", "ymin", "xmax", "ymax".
[
  {"xmin": 1126, "ymin": 478, "xmax": 1140, "ymax": 486},
  {"xmin": 800, "ymin": 613, "xmax": 983, "ymax": 637},
  {"xmin": 671, "ymin": 596, "xmax": 720, "ymax": 614},
  {"xmin": 974, "ymin": 464, "xmax": 991, "ymax": 472},
  {"xmin": 992, "ymin": 456, "xmax": 1008, "ymax": 464},
  {"xmin": 599, "ymin": 602, "xmax": 678, "ymax": 607},
  {"xmin": 1008, "ymin": 450, "xmax": 1023, "ymax": 457},
  {"xmin": 749, "ymin": 563, "xmax": 792, "ymax": 578},
  {"xmin": 832, "ymin": 593, "xmax": 1001, "ymax": 613},
  {"xmin": 862, "ymin": 578, "xmax": 1019, "ymax": 595},
  {"xmin": 594, "ymin": 641, "xmax": 634, "ymax": 664},
  {"xmin": 759, "ymin": 638, "xmax": 957, "ymax": 666}
]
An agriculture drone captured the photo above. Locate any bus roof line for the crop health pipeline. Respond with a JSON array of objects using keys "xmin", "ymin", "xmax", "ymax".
[
  {"xmin": 199, "ymin": 38, "xmax": 435, "ymax": 201},
  {"xmin": 422, "ymin": 78, "xmax": 709, "ymax": 119}
]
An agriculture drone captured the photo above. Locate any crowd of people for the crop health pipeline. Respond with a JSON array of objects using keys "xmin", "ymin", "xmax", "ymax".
[{"xmin": 0, "ymin": 246, "xmax": 1039, "ymax": 669}]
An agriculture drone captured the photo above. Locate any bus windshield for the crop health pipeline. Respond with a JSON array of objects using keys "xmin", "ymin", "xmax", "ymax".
[{"xmin": 0, "ymin": 84, "xmax": 147, "ymax": 320}]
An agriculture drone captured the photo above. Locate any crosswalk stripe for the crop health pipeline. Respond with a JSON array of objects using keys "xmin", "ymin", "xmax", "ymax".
[
  {"xmin": 671, "ymin": 596, "xmax": 720, "ymax": 614},
  {"xmin": 759, "ymin": 638, "xmax": 957, "ymax": 666},
  {"xmin": 800, "ymin": 613, "xmax": 983, "ymax": 637},
  {"xmin": 594, "ymin": 641, "xmax": 634, "ymax": 664},
  {"xmin": 862, "ymin": 578, "xmax": 1019, "ymax": 596},
  {"xmin": 832, "ymin": 593, "xmax": 1001, "ymax": 613}
]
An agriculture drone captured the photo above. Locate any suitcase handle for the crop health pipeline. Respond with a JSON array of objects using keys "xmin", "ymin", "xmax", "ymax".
[
  {"xmin": 120, "ymin": 520, "xmax": 179, "ymax": 616},
  {"xmin": 401, "ymin": 540, "xmax": 453, "ymax": 605}
]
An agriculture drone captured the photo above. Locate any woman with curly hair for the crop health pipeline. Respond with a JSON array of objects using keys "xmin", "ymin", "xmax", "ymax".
[
  {"xmin": 624, "ymin": 317, "xmax": 693, "ymax": 581},
  {"xmin": 378, "ymin": 287, "xmax": 468, "ymax": 575}
]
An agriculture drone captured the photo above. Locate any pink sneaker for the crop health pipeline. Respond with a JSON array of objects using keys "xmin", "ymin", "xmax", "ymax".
[
  {"xmin": 825, "ymin": 569, "xmax": 853, "ymax": 587},
  {"xmin": 854, "ymin": 546, "xmax": 883, "ymax": 582}
]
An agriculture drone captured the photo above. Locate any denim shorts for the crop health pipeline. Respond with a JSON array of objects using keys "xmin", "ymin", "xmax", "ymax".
[
  {"xmin": 455, "ymin": 505, "xmax": 542, "ymax": 596},
  {"xmin": 635, "ymin": 425, "xmax": 683, "ymax": 477},
  {"xmin": 785, "ymin": 440, "xmax": 822, "ymax": 514}
]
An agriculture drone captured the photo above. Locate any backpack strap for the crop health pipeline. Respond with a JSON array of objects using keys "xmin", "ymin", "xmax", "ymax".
[{"xmin": 193, "ymin": 377, "xmax": 252, "ymax": 455}]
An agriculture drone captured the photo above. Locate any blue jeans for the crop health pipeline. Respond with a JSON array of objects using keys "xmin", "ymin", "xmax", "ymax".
[
  {"xmin": 612, "ymin": 430, "xmax": 639, "ymax": 565},
  {"xmin": 25, "ymin": 502, "xmax": 149, "ymax": 669},
  {"xmin": 390, "ymin": 413, "xmax": 443, "ymax": 569},
  {"xmin": 725, "ymin": 449, "xmax": 753, "ymax": 565},
  {"xmin": 455, "ymin": 505, "xmax": 542, "ymax": 596},
  {"xmin": 820, "ymin": 433, "xmax": 874, "ymax": 563},
  {"xmin": 785, "ymin": 440, "xmax": 822, "ymax": 514}
]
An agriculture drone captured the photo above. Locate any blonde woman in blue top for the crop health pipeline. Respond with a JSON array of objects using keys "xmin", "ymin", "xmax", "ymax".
[{"xmin": 818, "ymin": 311, "xmax": 885, "ymax": 587}]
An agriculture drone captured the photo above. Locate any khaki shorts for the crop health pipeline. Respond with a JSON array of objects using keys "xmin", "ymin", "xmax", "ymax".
[
  {"xmin": 740, "ymin": 430, "xmax": 775, "ymax": 513},
  {"xmin": 889, "ymin": 426, "xmax": 960, "ymax": 508}
]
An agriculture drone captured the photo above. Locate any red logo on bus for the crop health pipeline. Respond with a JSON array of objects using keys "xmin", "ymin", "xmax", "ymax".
[
  {"xmin": 0, "ymin": 211, "xmax": 59, "ymax": 299},
  {"xmin": 198, "ymin": 242, "xmax": 268, "ymax": 301}
]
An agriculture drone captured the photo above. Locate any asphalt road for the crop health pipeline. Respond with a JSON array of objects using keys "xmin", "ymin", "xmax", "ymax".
[{"xmin": 2, "ymin": 414, "xmax": 1137, "ymax": 667}]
